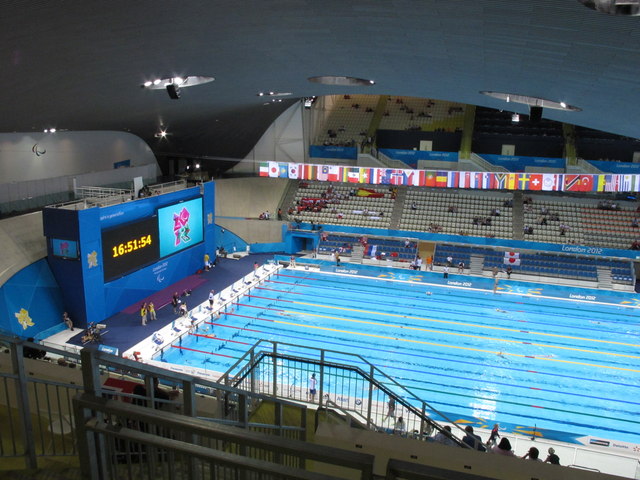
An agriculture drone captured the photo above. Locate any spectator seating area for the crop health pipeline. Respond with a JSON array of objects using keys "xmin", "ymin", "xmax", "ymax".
[
  {"xmin": 400, "ymin": 189, "xmax": 513, "ymax": 239},
  {"xmin": 521, "ymin": 199, "xmax": 582, "ymax": 245},
  {"xmin": 474, "ymin": 107, "xmax": 563, "ymax": 138},
  {"xmin": 317, "ymin": 233, "xmax": 418, "ymax": 262},
  {"xmin": 377, "ymin": 97, "xmax": 465, "ymax": 132},
  {"xmin": 288, "ymin": 181, "xmax": 640, "ymax": 251},
  {"xmin": 434, "ymin": 244, "xmax": 634, "ymax": 286},
  {"xmin": 289, "ymin": 182, "xmax": 393, "ymax": 228},
  {"xmin": 314, "ymin": 94, "xmax": 379, "ymax": 147},
  {"xmin": 313, "ymin": 95, "xmax": 467, "ymax": 147}
]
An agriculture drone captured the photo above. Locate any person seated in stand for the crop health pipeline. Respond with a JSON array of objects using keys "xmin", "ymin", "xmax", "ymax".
[
  {"xmin": 462, "ymin": 426, "xmax": 486, "ymax": 451},
  {"xmin": 448, "ymin": 205, "xmax": 458, "ymax": 213},
  {"xmin": 491, "ymin": 437, "xmax": 515, "ymax": 456},
  {"xmin": 559, "ymin": 224, "xmax": 569, "ymax": 236},
  {"xmin": 491, "ymin": 208, "xmax": 501, "ymax": 216},
  {"xmin": 457, "ymin": 261, "xmax": 465, "ymax": 273},
  {"xmin": 432, "ymin": 426, "xmax": 456, "ymax": 446},
  {"xmin": 411, "ymin": 201, "xmax": 417, "ymax": 210},
  {"xmin": 632, "ymin": 218, "xmax": 639, "ymax": 228},
  {"xmin": 522, "ymin": 446, "xmax": 542, "ymax": 461}
]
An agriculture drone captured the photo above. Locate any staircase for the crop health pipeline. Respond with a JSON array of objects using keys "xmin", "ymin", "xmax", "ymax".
[
  {"xmin": 350, "ymin": 244, "xmax": 365, "ymax": 264},
  {"xmin": 597, "ymin": 266, "xmax": 613, "ymax": 290},
  {"xmin": 511, "ymin": 191, "xmax": 524, "ymax": 240},
  {"xmin": 279, "ymin": 179, "xmax": 299, "ymax": 221},
  {"xmin": 389, "ymin": 187, "xmax": 407, "ymax": 229},
  {"xmin": 469, "ymin": 255, "xmax": 484, "ymax": 276}
]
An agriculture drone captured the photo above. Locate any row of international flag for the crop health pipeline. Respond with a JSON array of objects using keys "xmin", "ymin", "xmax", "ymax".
[{"xmin": 258, "ymin": 161, "xmax": 640, "ymax": 192}]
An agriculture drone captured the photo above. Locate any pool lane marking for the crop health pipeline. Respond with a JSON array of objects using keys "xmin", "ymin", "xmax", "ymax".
[
  {"xmin": 240, "ymin": 298, "xmax": 640, "ymax": 359},
  {"xmin": 263, "ymin": 297, "xmax": 640, "ymax": 350},
  {"xmin": 170, "ymin": 345, "xmax": 235, "ymax": 358},
  {"xmin": 270, "ymin": 274, "xmax": 640, "ymax": 318},
  {"xmin": 206, "ymin": 314, "xmax": 640, "ymax": 403},
  {"xmin": 213, "ymin": 315, "xmax": 640, "ymax": 391},
  {"xmin": 190, "ymin": 333, "xmax": 250, "ymax": 345},
  {"xmin": 263, "ymin": 316, "xmax": 640, "ymax": 373}
]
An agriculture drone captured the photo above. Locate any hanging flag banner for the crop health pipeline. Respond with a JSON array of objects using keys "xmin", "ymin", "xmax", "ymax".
[{"xmin": 256, "ymin": 162, "xmax": 640, "ymax": 193}]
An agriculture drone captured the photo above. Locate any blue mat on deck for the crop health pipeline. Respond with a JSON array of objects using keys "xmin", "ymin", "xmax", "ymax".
[{"xmin": 66, "ymin": 253, "xmax": 279, "ymax": 354}]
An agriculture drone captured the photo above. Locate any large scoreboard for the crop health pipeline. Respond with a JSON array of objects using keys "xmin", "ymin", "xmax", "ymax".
[{"xmin": 101, "ymin": 197, "xmax": 204, "ymax": 282}]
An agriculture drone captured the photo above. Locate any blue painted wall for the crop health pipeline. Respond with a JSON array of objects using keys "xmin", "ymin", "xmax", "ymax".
[
  {"xmin": 0, "ymin": 259, "xmax": 65, "ymax": 339},
  {"xmin": 42, "ymin": 182, "xmax": 216, "ymax": 328}
]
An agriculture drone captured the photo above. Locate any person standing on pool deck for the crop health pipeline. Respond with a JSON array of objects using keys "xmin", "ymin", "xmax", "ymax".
[
  {"xmin": 443, "ymin": 265, "xmax": 449, "ymax": 279},
  {"xmin": 208, "ymin": 289, "xmax": 215, "ymax": 309},
  {"xmin": 384, "ymin": 397, "xmax": 396, "ymax": 422},
  {"xmin": 140, "ymin": 303, "xmax": 148, "ymax": 326},
  {"xmin": 148, "ymin": 302, "xmax": 156, "ymax": 322},
  {"xmin": 334, "ymin": 250, "xmax": 341, "ymax": 266},
  {"xmin": 486, "ymin": 423, "xmax": 500, "ymax": 447},
  {"xmin": 308, "ymin": 373, "xmax": 317, "ymax": 402}
]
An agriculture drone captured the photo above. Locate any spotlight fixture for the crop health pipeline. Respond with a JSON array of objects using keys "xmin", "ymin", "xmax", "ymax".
[
  {"xmin": 511, "ymin": 113, "xmax": 520, "ymax": 123},
  {"xmin": 166, "ymin": 83, "xmax": 181, "ymax": 100}
]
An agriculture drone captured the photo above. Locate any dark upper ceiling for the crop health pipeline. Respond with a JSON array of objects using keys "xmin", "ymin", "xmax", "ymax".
[{"xmin": 1, "ymin": 1, "xmax": 639, "ymax": 163}]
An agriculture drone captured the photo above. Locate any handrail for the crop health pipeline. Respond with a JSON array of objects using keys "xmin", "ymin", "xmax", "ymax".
[
  {"xmin": 219, "ymin": 340, "xmax": 470, "ymax": 448},
  {"xmin": 75, "ymin": 392, "xmax": 374, "ymax": 480}
]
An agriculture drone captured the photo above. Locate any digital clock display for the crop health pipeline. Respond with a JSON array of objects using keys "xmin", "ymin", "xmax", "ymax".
[{"xmin": 102, "ymin": 217, "xmax": 159, "ymax": 282}]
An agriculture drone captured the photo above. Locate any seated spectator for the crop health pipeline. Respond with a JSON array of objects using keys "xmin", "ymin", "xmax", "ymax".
[
  {"xmin": 559, "ymin": 224, "xmax": 569, "ymax": 236},
  {"xmin": 491, "ymin": 438, "xmax": 515, "ymax": 456},
  {"xmin": 491, "ymin": 208, "xmax": 501, "ymax": 216},
  {"xmin": 540, "ymin": 206, "xmax": 549, "ymax": 215},
  {"xmin": 432, "ymin": 426, "xmax": 456, "ymax": 447},
  {"xmin": 549, "ymin": 213, "xmax": 560, "ymax": 221},
  {"xmin": 537, "ymin": 215, "xmax": 547, "ymax": 225},
  {"xmin": 503, "ymin": 199, "xmax": 513, "ymax": 208},
  {"xmin": 632, "ymin": 218, "xmax": 639, "ymax": 228},
  {"xmin": 411, "ymin": 201, "xmax": 417, "ymax": 210},
  {"xmin": 633, "ymin": 240, "xmax": 640, "ymax": 250},
  {"xmin": 522, "ymin": 446, "xmax": 542, "ymax": 461},
  {"xmin": 524, "ymin": 226, "xmax": 534, "ymax": 235},
  {"xmin": 458, "ymin": 261, "xmax": 465, "ymax": 273},
  {"xmin": 462, "ymin": 426, "xmax": 486, "ymax": 451},
  {"xmin": 506, "ymin": 266, "xmax": 513, "ymax": 278},
  {"xmin": 448, "ymin": 205, "xmax": 458, "ymax": 213},
  {"xmin": 545, "ymin": 448, "xmax": 560, "ymax": 465}
]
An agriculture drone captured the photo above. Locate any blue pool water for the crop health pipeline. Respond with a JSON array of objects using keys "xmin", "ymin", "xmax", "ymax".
[{"xmin": 161, "ymin": 268, "xmax": 640, "ymax": 445}]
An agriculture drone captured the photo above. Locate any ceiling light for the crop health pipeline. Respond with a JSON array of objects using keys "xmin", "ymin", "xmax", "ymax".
[
  {"xmin": 49, "ymin": 128, "xmax": 56, "ymax": 133},
  {"xmin": 43, "ymin": 129, "xmax": 48, "ymax": 133},
  {"xmin": 511, "ymin": 113, "xmax": 520, "ymax": 122},
  {"xmin": 256, "ymin": 91, "xmax": 292, "ymax": 97},
  {"xmin": 480, "ymin": 91, "xmax": 581, "ymax": 112},
  {"xmin": 308, "ymin": 75, "xmax": 376, "ymax": 86},
  {"xmin": 142, "ymin": 75, "xmax": 214, "ymax": 90}
]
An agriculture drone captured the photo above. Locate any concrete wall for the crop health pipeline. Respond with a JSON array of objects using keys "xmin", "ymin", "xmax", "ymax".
[
  {"xmin": 0, "ymin": 212, "xmax": 46, "ymax": 286},
  {"xmin": 0, "ymin": 131, "xmax": 157, "ymax": 183}
]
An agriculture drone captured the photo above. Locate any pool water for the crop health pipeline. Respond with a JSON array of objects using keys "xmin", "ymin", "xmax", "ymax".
[{"xmin": 161, "ymin": 268, "xmax": 640, "ymax": 445}]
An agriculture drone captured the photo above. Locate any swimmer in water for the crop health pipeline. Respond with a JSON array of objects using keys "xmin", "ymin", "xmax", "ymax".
[
  {"xmin": 495, "ymin": 308, "xmax": 507, "ymax": 313},
  {"xmin": 426, "ymin": 291, "xmax": 432, "ymax": 296}
]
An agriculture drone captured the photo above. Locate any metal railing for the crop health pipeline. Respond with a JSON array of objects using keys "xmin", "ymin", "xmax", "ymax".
[
  {"xmin": 218, "ymin": 340, "xmax": 468, "ymax": 448},
  {"xmin": 47, "ymin": 179, "xmax": 188, "ymax": 211},
  {"xmin": 0, "ymin": 334, "xmax": 314, "ymax": 470},
  {"xmin": 74, "ymin": 393, "xmax": 374, "ymax": 480}
]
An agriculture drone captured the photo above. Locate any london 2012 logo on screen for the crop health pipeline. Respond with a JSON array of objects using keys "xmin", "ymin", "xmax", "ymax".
[
  {"xmin": 173, "ymin": 207, "xmax": 192, "ymax": 246},
  {"xmin": 158, "ymin": 197, "xmax": 203, "ymax": 258}
]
